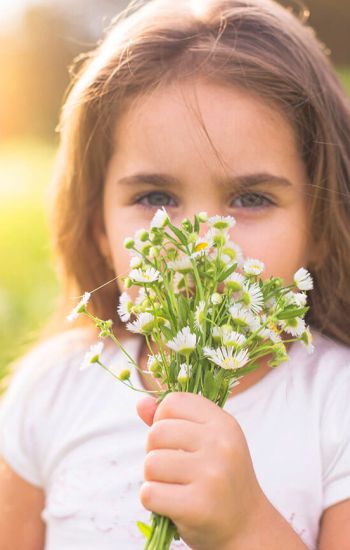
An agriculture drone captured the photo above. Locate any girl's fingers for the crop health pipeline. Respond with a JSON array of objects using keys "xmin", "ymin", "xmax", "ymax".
[
  {"xmin": 144, "ymin": 448, "xmax": 194, "ymax": 484},
  {"xmin": 140, "ymin": 479, "xmax": 191, "ymax": 521},
  {"xmin": 153, "ymin": 392, "xmax": 221, "ymax": 424},
  {"xmin": 136, "ymin": 396, "xmax": 158, "ymax": 426},
  {"xmin": 146, "ymin": 418, "xmax": 202, "ymax": 453}
]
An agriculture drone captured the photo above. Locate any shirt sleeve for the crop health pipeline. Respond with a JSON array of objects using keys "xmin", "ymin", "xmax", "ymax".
[
  {"xmin": 321, "ymin": 368, "xmax": 350, "ymax": 509},
  {"xmin": 0, "ymin": 329, "xmax": 92, "ymax": 488},
  {"xmin": 0, "ymin": 351, "xmax": 45, "ymax": 487}
]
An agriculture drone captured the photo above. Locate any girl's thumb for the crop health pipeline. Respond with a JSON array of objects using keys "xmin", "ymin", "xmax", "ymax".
[{"xmin": 136, "ymin": 396, "xmax": 158, "ymax": 426}]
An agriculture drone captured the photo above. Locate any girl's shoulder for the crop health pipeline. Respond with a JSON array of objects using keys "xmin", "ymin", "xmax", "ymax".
[{"xmin": 288, "ymin": 328, "xmax": 350, "ymax": 403}]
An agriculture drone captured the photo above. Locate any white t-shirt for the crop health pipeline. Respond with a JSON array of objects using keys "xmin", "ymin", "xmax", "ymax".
[{"xmin": 1, "ymin": 328, "xmax": 350, "ymax": 550}]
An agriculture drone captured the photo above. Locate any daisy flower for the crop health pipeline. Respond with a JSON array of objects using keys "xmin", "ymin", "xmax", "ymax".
[
  {"xmin": 168, "ymin": 256, "xmax": 193, "ymax": 272},
  {"xmin": 284, "ymin": 291, "xmax": 307, "ymax": 308},
  {"xmin": 222, "ymin": 330, "xmax": 247, "ymax": 347},
  {"xmin": 167, "ymin": 326, "xmax": 197, "ymax": 355},
  {"xmin": 224, "ymin": 272, "xmax": 245, "ymax": 291},
  {"xmin": 207, "ymin": 215, "xmax": 236, "ymax": 232},
  {"xmin": 129, "ymin": 256, "xmax": 143, "ymax": 269},
  {"xmin": 211, "ymin": 293, "xmax": 223, "ymax": 305},
  {"xmin": 117, "ymin": 292, "xmax": 133, "ymax": 322},
  {"xmin": 190, "ymin": 233, "xmax": 213, "ymax": 257},
  {"xmin": 229, "ymin": 304, "xmax": 260, "ymax": 331},
  {"xmin": 300, "ymin": 326, "xmax": 314, "ymax": 354},
  {"xmin": 294, "ymin": 268, "xmax": 313, "ymax": 291},
  {"xmin": 67, "ymin": 291, "xmax": 91, "ymax": 322},
  {"xmin": 194, "ymin": 300, "xmax": 206, "ymax": 331},
  {"xmin": 80, "ymin": 342, "xmax": 104, "ymax": 370},
  {"xmin": 177, "ymin": 362, "xmax": 192, "ymax": 384},
  {"xmin": 242, "ymin": 281, "xmax": 264, "ymax": 314},
  {"xmin": 151, "ymin": 207, "xmax": 169, "ymax": 229},
  {"xmin": 129, "ymin": 267, "xmax": 161, "ymax": 284},
  {"xmin": 203, "ymin": 346, "xmax": 250, "ymax": 370},
  {"xmin": 279, "ymin": 317, "xmax": 306, "ymax": 337},
  {"xmin": 222, "ymin": 241, "xmax": 244, "ymax": 266},
  {"xmin": 258, "ymin": 315, "xmax": 282, "ymax": 343},
  {"xmin": 127, "ymin": 312, "xmax": 155, "ymax": 334},
  {"xmin": 243, "ymin": 258, "xmax": 265, "ymax": 276}
]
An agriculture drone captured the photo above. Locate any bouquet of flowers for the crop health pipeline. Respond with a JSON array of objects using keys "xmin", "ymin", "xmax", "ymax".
[{"xmin": 68, "ymin": 208, "xmax": 314, "ymax": 549}]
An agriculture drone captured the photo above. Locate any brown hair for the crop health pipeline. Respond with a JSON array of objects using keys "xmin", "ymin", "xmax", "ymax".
[{"xmin": 47, "ymin": 0, "xmax": 350, "ymax": 345}]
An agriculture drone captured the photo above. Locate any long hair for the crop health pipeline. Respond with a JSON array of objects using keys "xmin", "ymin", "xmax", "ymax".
[{"xmin": 47, "ymin": 0, "xmax": 350, "ymax": 345}]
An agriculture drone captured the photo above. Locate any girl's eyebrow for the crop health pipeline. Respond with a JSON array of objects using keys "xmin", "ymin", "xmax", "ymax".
[{"xmin": 117, "ymin": 172, "xmax": 293, "ymax": 189}]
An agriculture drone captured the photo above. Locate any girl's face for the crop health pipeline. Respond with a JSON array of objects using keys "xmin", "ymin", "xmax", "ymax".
[{"xmin": 98, "ymin": 78, "xmax": 315, "ymax": 297}]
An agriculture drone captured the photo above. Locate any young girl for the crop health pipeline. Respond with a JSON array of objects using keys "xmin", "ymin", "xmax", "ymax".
[{"xmin": 1, "ymin": 0, "xmax": 350, "ymax": 548}]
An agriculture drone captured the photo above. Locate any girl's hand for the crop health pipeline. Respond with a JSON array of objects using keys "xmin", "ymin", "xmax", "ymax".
[{"xmin": 137, "ymin": 392, "xmax": 265, "ymax": 550}]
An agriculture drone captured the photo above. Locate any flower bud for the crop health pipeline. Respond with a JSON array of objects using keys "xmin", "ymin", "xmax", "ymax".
[
  {"xmin": 124, "ymin": 238, "xmax": 135, "ymax": 249},
  {"xmin": 198, "ymin": 211, "xmax": 208, "ymax": 223},
  {"xmin": 118, "ymin": 369, "xmax": 131, "ymax": 381},
  {"xmin": 124, "ymin": 277, "xmax": 132, "ymax": 289}
]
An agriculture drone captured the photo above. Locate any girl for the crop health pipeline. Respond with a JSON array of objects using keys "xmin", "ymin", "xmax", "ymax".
[{"xmin": 1, "ymin": 0, "xmax": 350, "ymax": 548}]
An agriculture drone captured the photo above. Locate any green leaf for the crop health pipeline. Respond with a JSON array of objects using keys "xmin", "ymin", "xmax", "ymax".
[
  {"xmin": 218, "ymin": 263, "xmax": 238, "ymax": 282},
  {"xmin": 276, "ymin": 306, "xmax": 309, "ymax": 320},
  {"xmin": 164, "ymin": 293, "xmax": 177, "ymax": 326},
  {"xmin": 168, "ymin": 222, "xmax": 188, "ymax": 245},
  {"xmin": 194, "ymin": 215, "xmax": 200, "ymax": 233},
  {"xmin": 161, "ymin": 325, "xmax": 174, "ymax": 341},
  {"xmin": 137, "ymin": 521, "xmax": 152, "ymax": 540},
  {"xmin": 204, "ymin": 369, "xmax": 218, "ymax": 401},
  {"xmin": 178, "ymin": 294, "xmax": 190, "ymax": 324}
]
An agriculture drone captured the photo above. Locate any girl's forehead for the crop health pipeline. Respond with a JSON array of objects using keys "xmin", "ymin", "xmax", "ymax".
[
  {"xmin": 112, "ymin": 78, "xmax": 297, "ymax": 156},
  {"xmin": 108, "ymin": 78, "xmax": 306, "ymax": 191}
]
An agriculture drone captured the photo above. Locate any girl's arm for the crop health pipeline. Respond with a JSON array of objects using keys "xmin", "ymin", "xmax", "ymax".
[
  {"xmin": 318, "ymin": 499, "xmax": 350, "ymax": 549},
  {"xmin": 0, "ymin": 457, "xmax": 45, "ymax": 550}
]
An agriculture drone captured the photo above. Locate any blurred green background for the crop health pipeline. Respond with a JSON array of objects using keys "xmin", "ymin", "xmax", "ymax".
[{"xmin": 0, "ymin": 0, "xmax": 349, "ymax": 390}]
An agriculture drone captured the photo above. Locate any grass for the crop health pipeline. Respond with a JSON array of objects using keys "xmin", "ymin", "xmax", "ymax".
[
  {"xmin": 0, "ymin": 139, "xmax": 59, "ymax": 391},
  {"xmin": 0, "ymin": 68, "xmax": 349, "ymax": 391}
]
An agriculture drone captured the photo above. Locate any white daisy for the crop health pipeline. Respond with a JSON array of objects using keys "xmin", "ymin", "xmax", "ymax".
[
  {"xmin": 129, "ymin": 267, "xmax": 161, "ymax": 284},
  {"xmin": 67, "ymin": 291, "xmax": 91, "ymax": 322},
  {"xmin": 146, "ymin": 353, "xmax": 165, "ymax": 377},
  {"xmin": 203, "ymin": 346, "xmax": 250, "ymax": 370},
  {"xmin": 211, "ymin": 293, "xmax": 223, "ymax": 305},
  {"xmin": 129, "ymin": 256, "xmax": 143, "ymax": 269},
  {"xmin": 229, "ymin": 304, "xmax": 260, "ymax": 331},
  {"xmin": 243, "ymin": 258, "xmax": 265, "ymax": 276},
  {"xmin": 279, "ymin": 317, "xmax": 306, "ymax": 337},
  {"xmin": 80, "ymin": 342, "xmax": 104, "ymax": 370},
  {"xmin": 294, "ymin": 268, "xmax": 313, "ymax": 291},
  {"xmin": 224, "ymin": 272, "xmax": 245, "ymax": 291},
  {"xmin": 258, "ymin": 315, "xmax": 282, "ymax": 343},
  {"xmin": 212, "ymin": 324, "xmax": 232, "ymax": 343},
  {"xmin": 150, "ymin": 207, "xmax": 169, "ymax": 229},
  {"xmin": 168, "ymin": 256, "xmax": 193, "ymax": 272},
  {"xmin": 190, "ymin": 233, "xmax": 213, "ymax": 257},
  {"xmin": 167, "ymin": 326, "xmax": 197, "ymax": 355},
  {"xmin": 207, "ymin": 215, "xmax": 236, "ymax": 232},
  {"xmin": 117, "ymin": 292, "xmax": 133, "ymax": 322},
  {"xmin": 194, "ymin": 300, "xmax": 206, "ymax": 331},
  {"xmin": 222, "ymin": 330, "xmax": 247, "ymax": 347},
  {"xmin": 224, "ymin": 241, "xmax": 244, "ymax": 266},
  {"xmin": 300, "ymin": 326, "xmax": 314, "ymax": 354},
  {"xmin": 284, "ymin": 291, "xmax": 307, "ymax": 308},
  {"xmin": 177, "ymin": 362, "xmax": 192, "ymax": 384},
  {"xmin": 126, "ymin": 312, "xmax": 155, "ymax": 334},
  {"xmin": 242, "ymin": 282, "xmax": 264, "ymax": 314}
]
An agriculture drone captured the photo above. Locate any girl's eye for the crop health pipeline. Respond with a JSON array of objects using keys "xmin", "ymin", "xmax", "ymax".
[
  {"xmin": 231, "ymin": 192, "xmax": 273, "ymax": 209},
  {"xmin": 135, "ymin": 191, "xmax": 177, "ymax": 208}
]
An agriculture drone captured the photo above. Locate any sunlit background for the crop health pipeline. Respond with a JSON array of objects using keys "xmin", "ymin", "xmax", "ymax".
[{"xmin": 0, "ymin": 0, "xmax": 349, "ymax": 389}]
